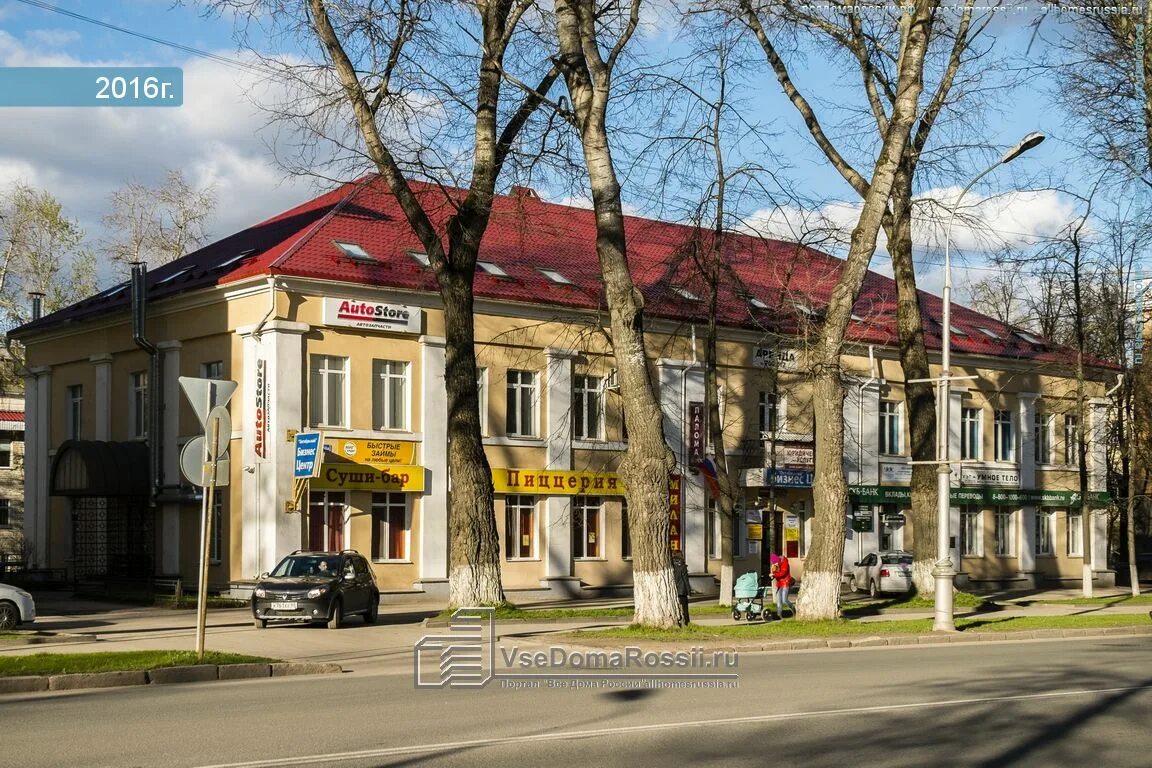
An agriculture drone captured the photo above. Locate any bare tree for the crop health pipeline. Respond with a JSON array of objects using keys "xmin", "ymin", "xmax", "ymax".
[
  {"xmin": 211, "ymin": 0, "xmax": 559, "ymax": 607},
  {"xmin": 0, "ymin": 183, "xmax": 97, "ymax": 388},
  {"xmin": 735, "ymin": 0, "xmax": 939, "ymax": 618},
  {"xmin": 102, "ymin": 170, "xmax": 216, "ymax": 271}
]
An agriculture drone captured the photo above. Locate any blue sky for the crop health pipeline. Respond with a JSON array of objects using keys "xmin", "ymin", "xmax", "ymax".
[{"xmin": 0, "ymin": 0, "xmax": 1115, "ymax": 302}]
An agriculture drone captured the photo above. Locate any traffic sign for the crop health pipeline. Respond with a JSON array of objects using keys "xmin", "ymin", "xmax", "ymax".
[
  {"xmin": 180, "ymin": 437, "xmax": 230, "ymax": 487},
  {"xmin": 179, "ymin": 376, "xmax": 237, "ymax": 427},
  {"xmin": 205, "ymin": 405, "xmax": 232, "ymax": 460}
]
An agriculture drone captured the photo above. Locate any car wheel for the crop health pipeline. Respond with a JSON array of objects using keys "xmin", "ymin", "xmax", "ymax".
[
  {"xmin": 0, "ymin": 601, "xmax": 18, "ymax": 630},
  {"xmin": 327, "ymin": 598, "xmax": 343, "ymax": 630},
  {"xmin": 364, "ymin": 593, "xmax": 379, "ymax": 624},
  {"xmin": 869, "ymin": 580, "xmax": 879, "ymax": 599},
  {"xmin": 253, "ymin": 617, "xmax": 267, "ymax": 629},
  {"xmin": 847, "ymin": 576, "xmax": 858, "ymax": 593}
]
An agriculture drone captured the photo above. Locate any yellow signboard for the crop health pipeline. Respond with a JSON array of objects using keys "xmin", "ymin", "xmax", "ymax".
[
  {"xmin": 746, "ymin": 523, "xmax": 763, "ymax": 540},
  {"xmin": 325, "ymin": 438, "xmax": 416, "ymax": 466},
  {"xmin": 312, "ymin": 464, "xmax": 425, "ymax": 492},
  {"xmin": 493, "ymin": 468, "xmax": 625, "ymax": 496},
  {"xmin": 784, "ymin": 527, "xmax": 800, "ymax": 542}
]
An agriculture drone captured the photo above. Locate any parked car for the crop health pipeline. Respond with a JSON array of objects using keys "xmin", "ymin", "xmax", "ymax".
[
  {"xmin": 0, "ymin": 582, "xmax": 36, "ymax": 630},
  {"xmin": 848, "ymin": 551, "xmax": 914, "ymax": 597},
  {"xmin": 251, "ymin": 550, "xmax": 379, "ymax": 629}
]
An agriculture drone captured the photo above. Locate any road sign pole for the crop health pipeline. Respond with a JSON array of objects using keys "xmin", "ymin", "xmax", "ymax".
[{"xmin": 195, "ymin": 416, "xmax": 220, "ymax": 660}]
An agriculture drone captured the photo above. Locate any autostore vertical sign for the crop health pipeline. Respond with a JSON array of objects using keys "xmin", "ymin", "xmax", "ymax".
[
  {"xmin": 687, "ymin": 402, "xmax": 705, "ymax": 470},
  {"xmin": 255, "ymin": 359, "xmax": 268, "ymax": 458}
]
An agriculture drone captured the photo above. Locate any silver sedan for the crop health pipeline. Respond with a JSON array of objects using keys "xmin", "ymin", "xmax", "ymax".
[{"xmin": 848, "ymin": 551, "xmax": 914, "ymax": 597}]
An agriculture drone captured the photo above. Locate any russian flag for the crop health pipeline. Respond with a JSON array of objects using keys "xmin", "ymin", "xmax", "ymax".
[{"xmin": 698, "ymin": 456, "xmax": 722, "ymax": 497}]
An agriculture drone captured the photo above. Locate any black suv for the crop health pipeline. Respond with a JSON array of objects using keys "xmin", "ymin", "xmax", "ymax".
[{"xmin": 251, "ymin": 550, "xmax": 379, "ymax": 629}]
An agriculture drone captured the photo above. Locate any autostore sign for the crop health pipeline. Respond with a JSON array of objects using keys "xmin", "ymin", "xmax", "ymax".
[{"xmin": 323, "ymin": 297, "xmax": 422, "ymax": 334}]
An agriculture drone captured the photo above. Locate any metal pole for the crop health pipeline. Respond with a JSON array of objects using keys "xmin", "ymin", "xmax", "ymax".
[
  {"xmin": 933, "ymin": 132, "xmax": 1044, "ymax": 632},
  {"xmin": 195, "ymin": 416, "xmax": 219, "ymax": 659}
]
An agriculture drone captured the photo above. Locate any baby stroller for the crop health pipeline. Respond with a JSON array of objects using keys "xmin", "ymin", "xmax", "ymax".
[{"xmin": 732, "ymin": 571, "xmax": 771, "ymax": 621}]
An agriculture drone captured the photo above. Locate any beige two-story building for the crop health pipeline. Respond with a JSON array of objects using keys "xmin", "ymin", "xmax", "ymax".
[{"xmin": 11, "ymin": 177, "xmax": 1115, "ymax": 598}]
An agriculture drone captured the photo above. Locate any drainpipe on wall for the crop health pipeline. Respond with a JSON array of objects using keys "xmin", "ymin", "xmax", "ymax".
[
  {"xmin": 856, "ymin": 346, "xmax": 878, "ymax": 564},
  {"xmin": 131, "ymin": 263, "xmax": 163, "ymax": 502},
  {"xmin": 251, "ymin": 276, "xmax": 279, "ymax": 339}
]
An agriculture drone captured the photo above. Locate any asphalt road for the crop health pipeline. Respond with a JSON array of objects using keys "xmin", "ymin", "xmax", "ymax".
[{"xmin": 4, "ymin": 636, "xmax": 1152, "ymax": 768}]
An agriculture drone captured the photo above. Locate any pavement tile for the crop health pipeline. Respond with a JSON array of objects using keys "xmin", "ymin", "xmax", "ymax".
[
  {"xmin": 0, "ymin": 675, "xmax": 49, "ymax": 693},
  {"xmin": 147, "ymin": 665, "xmax": 219, "ymax": 684},
  {"xmin": 218, "ymin": 663, "xmax": 272, "ymax": 680},
  {"xmin": 48, "ymin": 671, "xmax": 148, "ymax": 690}
]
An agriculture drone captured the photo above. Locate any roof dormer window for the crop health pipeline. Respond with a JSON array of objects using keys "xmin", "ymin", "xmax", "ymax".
[
  {"xmin": 477, "ymin": 261, "xmax": 509, "ymax": 277},
  {"xmin": 407, "ymin": 250, "xmax": 430, "ymax": 267},
  {"xmin": 672, "ymin": 286, "xmax": 700, "ymax": 301},
  {"xmin": 539, "ymin": 268, "xmax": 572, "ymax": 285},
  {"xmin": 976, "ymin": 327, "xmax": 1000, "ymax": 339},
  {"xmin": 334, "ymin": 240, "xmax": 376, "ymax": 262}
]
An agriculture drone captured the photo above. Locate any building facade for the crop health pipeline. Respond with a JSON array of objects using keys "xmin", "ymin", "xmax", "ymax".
[{"xmin": 11, "ymin": 178, "xmax": 1115, "ymax": 597}]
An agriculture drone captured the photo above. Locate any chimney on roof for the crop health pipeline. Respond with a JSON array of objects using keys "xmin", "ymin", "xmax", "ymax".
[
  {"xmin": 28, "ymin": 291, "xmax": 44, "ymax": 321},
  {"xmin": 509, "ymin": 185, "xmax": 539, "ymax": 200}
]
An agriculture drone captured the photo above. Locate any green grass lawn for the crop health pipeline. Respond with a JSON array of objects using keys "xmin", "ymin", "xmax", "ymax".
[
  {"xmin": 572, "ymin": 612, "xmax": 1150, "ymax": 642},
  {"xmin": 0, "ymin": 650, "xmax": 276, "ymax": 677}
]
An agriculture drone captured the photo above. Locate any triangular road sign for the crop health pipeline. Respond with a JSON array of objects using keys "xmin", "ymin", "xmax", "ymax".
[{"xmin": 179, "ymin": 376, "xmax": 238, "ymax": 427}]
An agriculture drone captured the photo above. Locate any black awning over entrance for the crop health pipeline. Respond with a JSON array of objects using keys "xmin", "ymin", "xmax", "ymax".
[{"xmin": 50, "ymin": 440, "xmax": 150, "ymax": 497}]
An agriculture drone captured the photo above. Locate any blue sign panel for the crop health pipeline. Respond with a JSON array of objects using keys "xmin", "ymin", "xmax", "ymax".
[
  {"xmin": 765, "ymin": 469, "xmax": 814, "ymax": 488},
  {"xmin": 0, "ymin": 68, "xmax": 184, "ymax": 107},
  {"xmin": 293, "ymin": 432, "xmax": 323, "ymax": 478}
]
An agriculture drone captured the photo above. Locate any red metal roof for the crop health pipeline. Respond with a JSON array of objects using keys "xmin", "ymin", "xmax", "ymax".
[
  {"xmin": 0, "ymin": 411, "xmax": 24, "ymax": 423},
  {"xmin": 13, "ymin": 175, "xmax": 1111, "ymax": 370}
]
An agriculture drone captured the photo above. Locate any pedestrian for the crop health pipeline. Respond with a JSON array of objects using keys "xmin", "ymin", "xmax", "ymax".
[
  {"xmin": 771, "ymin": 553, "xmax": 794, "ymax": 618},
  {"xmin": 672, "ymin": 550, "xmax": 691, "ymax": 626}
]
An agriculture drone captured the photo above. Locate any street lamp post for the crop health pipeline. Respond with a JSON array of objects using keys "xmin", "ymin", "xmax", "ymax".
[{"xmin": 933, "ymin": 131, "xmax": 1046, "ymax": 632}]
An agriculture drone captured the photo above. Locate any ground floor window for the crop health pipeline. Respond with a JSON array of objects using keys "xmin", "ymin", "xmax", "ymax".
[
  {"xmin": 505, "ymin": 495, "xmax": 535, "ymax": 560},
  {"xmin": 620, "ymin": 500, "xmax": 631, "ymax": 559},
  {"xmin": 959, "ymin": 506, "xmax": 981, "ymax": 557},
  {"xmin": 1066, "ymin": 509, "xmax": 1083, "ymax": 557},
  {"xmin": 0, "ymin": 499, "xmax": 9, "ymax": 528},
  {"xmin": 210, "ymin": 494, "xmax": 224, "ymax": 564},
  {"xmin": 372, "ymin": 492, "xmax": 409, "ymax": 561},
  {"xmin": 1036, "ymin": 509, "xmax": 1055, "ymax": 556},
  {"xmin": 707, "ymin": 502, "xmax": 720, "ymax": 560},
  {"xmin": 309, "ymin": 491, "xmax": 346, "ymax": 552},
  {"xmin": 994, "ymin": 509, "xmax": 1016, "ymax": 557},
  {"xmin": 572, "ymin": 496, "xmax": 602, "ymax": 559}
]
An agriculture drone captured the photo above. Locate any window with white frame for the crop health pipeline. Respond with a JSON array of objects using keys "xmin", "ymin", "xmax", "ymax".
[
  {"xmin": 372, "ymin": 492, "xmax": 410, "ymax": 561},
  {"xmin": 309, "ymin": 355, "xmax": 347, "ymax": 427},
  {"xmin": 505, "ymin": 370, "xmax": 537, "ymax": 437},
  {"xmin": 994, "ymin": 410, "xmax": 1016, "ymax": 462},
  {"xmin": 758, "ymin": 392, "xmax": 779, "ymax": 434},
  {"xmin": 879, "ymin": 400, "xmax": 902, "ymax": 456},
  {"xmin": 1067, "ymin": 509, "xmax": 1083, "ymax": 556},
  {"xmin": 961, "ymin": 407, "xmax": 982, "ymax": 460},
  {"xmin": 504, "ymin": 495, "xmax": 535, "ymax": 559},
  {"xmin": 201, "ymin": 360, "xmax": 224, "ymax": 380},
  {"xmin": 994, "ymin": 509, "xmax": 1016, "ymax": 556},
  {"xmin": 572, "ymin": 496, "xmax": 602, "ymax": 559},
  {"xmin": 1035, "ymin": 411, "xmax": 1053, "ymax": 464},
  {"xmin": 1036, "ymin": 509, "xmax": 1055, "ymax": 556},
  {"xmin": 66, "ymin": 385, "xmax": 82, "ymax": 440},
  {"xmin": 959, "ymin": 506, "xmax": 982, "ymax": 557},
  {"xmin": 1064, "ymin": 414, "xmax": 1080, "ymax": 466},
  {"xmin": 372, "ymin": 359, "xmax": 409, "ymax": 431},
  {"xmin": 130, "ymin": 371, "xmax": 149, "ymax": 439},
  {"xmin": 573, "ymin": 375, "xmax": 603, "ymax": 440},
  {"xmin": 477, "ymin": 368, "xmax": 488, "ymax": 436}
]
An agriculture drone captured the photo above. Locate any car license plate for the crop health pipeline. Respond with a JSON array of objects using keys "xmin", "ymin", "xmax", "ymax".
[{"xmin": 271, "ymin": 601, "xmax": 297, "ymax": 611}]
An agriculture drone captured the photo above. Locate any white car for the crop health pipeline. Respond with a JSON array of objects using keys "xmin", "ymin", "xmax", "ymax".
[
  {"xmin": 0, "ymin": 582, "xmax": 36, "ymax": 630},
  {"xmin": 848, "ymin": 551, "xmax": 914, "ymax": 597}
]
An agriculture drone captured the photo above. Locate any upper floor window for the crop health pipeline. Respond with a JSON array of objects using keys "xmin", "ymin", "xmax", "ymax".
[
  {"xmin": 879, "ymin": 400, "xmax": 902, "ymax": 456},
  {"xmin": 960, "ymin": 407, "xmax": 981, "ymax": 460},
  {"xmin": 1064, "ymin": 414, "xmax": 1080, "ymax": 466},
  {"xmin": 994, "ymin": 410, "xmax": 1016, "ymax": 462},
  {"xmin": 130, "ymin": 371, "xmax": 149, "ymax": 439},
  {"xmin": 66, "ymin": 385, "xmax": 83, "ymax": 441},
  {"xmin": 309, "ymin": 355, "xmax": 347, "ymax": 428},
  {"xmin": 506, "ymin": 370, "xmax": 537, "ymax": 437},
  {"xmin": 1035, "ymin": 412, "xmax": 1053, "ymax": 465},
  {"xmin": 372, "ymin": 360, "xmax": 409, "ymax": 431},
  {"xmin": 201, "ymin": 360, "xmax": 224, "ymax": 380},
  {"xmin": 758, "ymin": 392, "xmax": 778, "ymax": 435},
  {"xmin": 573, "ymin": 375, "xmax": 603, "ymax": 440}
]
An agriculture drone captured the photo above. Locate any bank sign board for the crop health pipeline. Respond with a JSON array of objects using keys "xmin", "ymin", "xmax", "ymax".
[{"xmin": 323, "ymin": 297, "xmax": 422, "ymax": 334}]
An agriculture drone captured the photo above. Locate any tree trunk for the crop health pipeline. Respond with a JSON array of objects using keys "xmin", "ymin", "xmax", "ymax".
[
  {"xmin": 554, "ymin": 0, "xmax": 680, "ymax": 628},
  {"xmin": 797, "ymin": 0, "xmax": 936, "ymax": 620},
  {"xmin": 886, "ymin": 166, "xmax": 939, "ymax": 595}
]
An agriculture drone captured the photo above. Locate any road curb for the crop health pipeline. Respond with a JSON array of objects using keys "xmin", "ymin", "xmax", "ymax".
[{"xmin": 1, "ymin": 662, "xmax": 343, "ymax": 695}]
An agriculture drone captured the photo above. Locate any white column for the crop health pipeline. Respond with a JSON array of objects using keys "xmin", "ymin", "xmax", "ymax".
[
  {"xmin": 844, "ymin": 378, "xmax": 881, "ymax": 486},
  {"xmin": 237, "ymin": 320, "xmax": 309, "ymax": 578},
  {"xmin": 157, "ymin": 341, "xmax": 182, "ymax": 575},
  {"xmin": 90, "ymin": 354, "xmax": 113, "ymax": 441},
  {"xmin": 1089, "ymin": 399, "xmax": 1108, "ymax": 493},
  {"xmin": 418, "ymin": 336, "xmax": 448, "ymax": 591},
  {"xmin": 1018, "ymin": 394, "xmax": 1038, "ymax": 488},
  {"xmin": 21, "ymin": 367, "xmax": 50, "ymax": 567},
  {"xmin": 542, "ymin": 349, "xmax": 577, "ymax": 590},
  {"xmin": 948, "ymin": 389, "xmax": 965, "ymax": 567},
  {"xmin": 681, "ymin": 365, "xmax": 705, "ymax": 573}
]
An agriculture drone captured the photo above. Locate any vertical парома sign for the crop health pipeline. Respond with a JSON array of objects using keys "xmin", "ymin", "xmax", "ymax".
[{"xmin": 687, "ymin": 402, "xmax": 705, "ymax": 471}]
